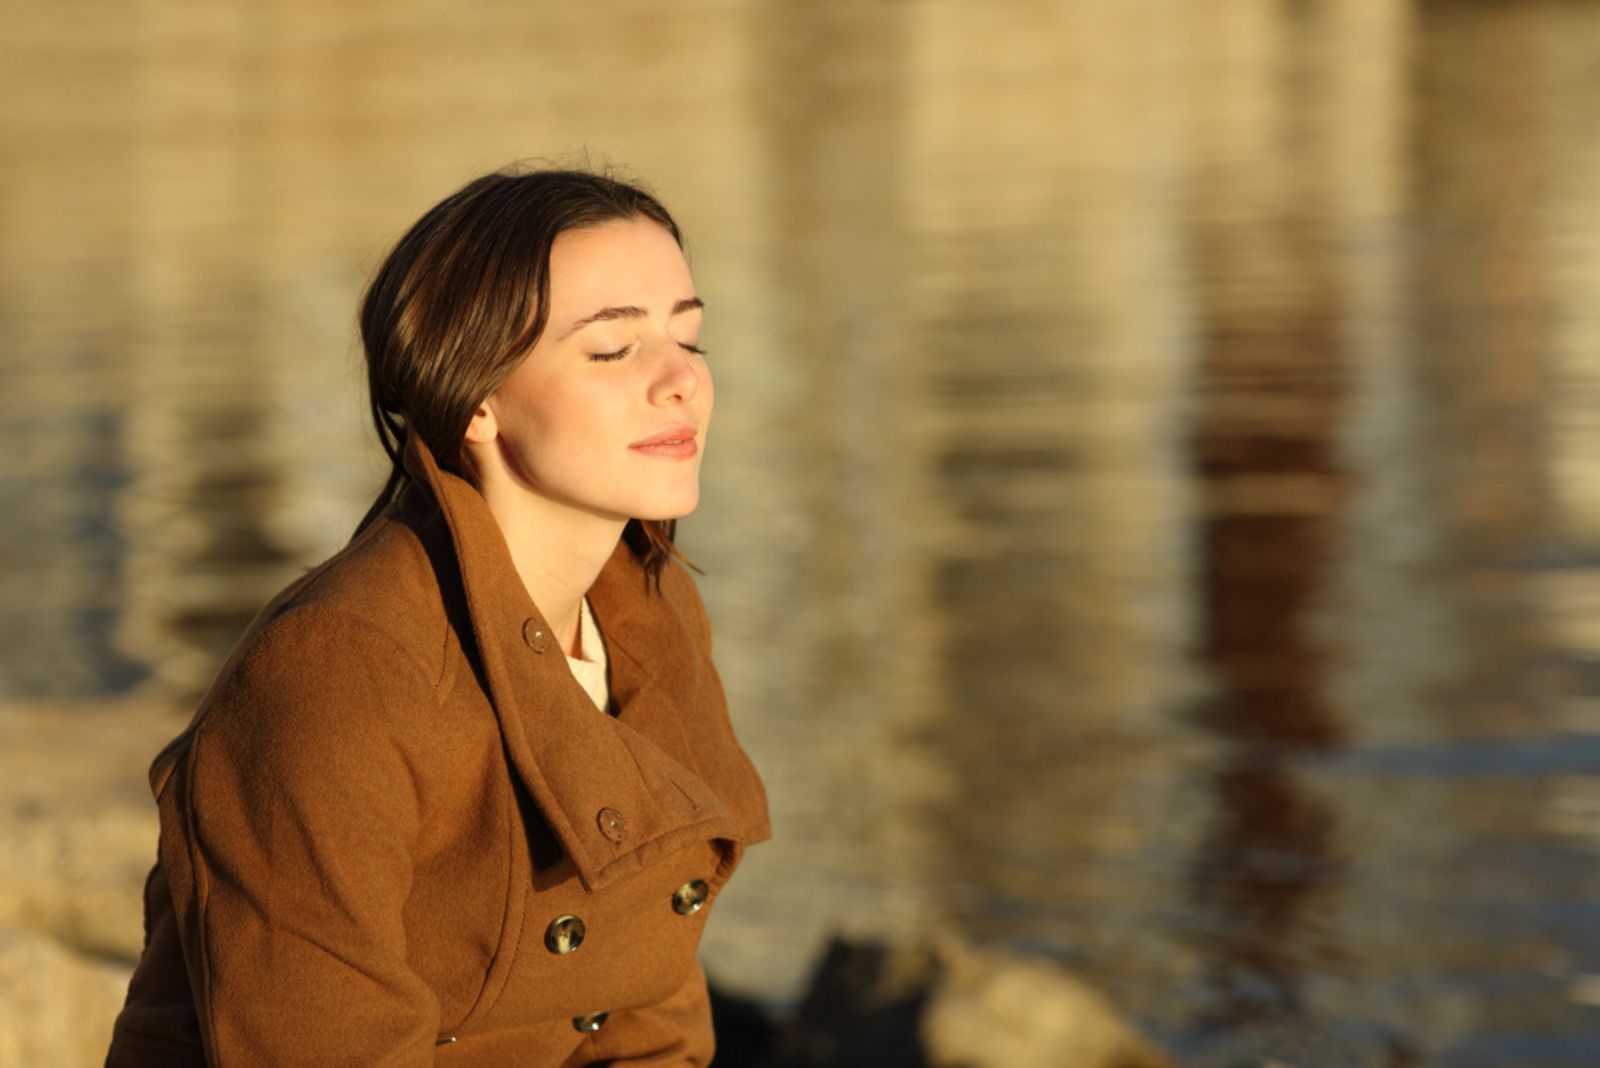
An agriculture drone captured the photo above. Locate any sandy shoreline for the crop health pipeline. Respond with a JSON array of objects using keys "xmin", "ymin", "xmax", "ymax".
[{"xmin": 0, "ymin": 699, "xmax": 180, "ymax": 1064}]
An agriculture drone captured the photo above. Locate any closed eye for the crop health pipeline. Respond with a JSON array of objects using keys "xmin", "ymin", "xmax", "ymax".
[
  {"xmin": 589, "ymin": 344, "xmax": 634, "ymax": 362},
  {"xmin": 679, "ymin": 343, "xmax": 706, "ymax": 356}
]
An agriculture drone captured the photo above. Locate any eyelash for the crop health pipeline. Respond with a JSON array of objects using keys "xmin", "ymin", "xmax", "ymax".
[{"xmin": 589, "ymin": 342, "xmax": 707, "ymax": 362}]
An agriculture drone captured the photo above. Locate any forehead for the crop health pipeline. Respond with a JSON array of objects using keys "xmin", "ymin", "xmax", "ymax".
[{"xmin": 546, "ymin": 217, "xmax": 694, "ymax": 310}]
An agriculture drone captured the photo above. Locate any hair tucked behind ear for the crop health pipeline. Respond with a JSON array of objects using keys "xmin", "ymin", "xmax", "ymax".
[{"xmin": 354, "ymin": 166, "xmax": 691, "ymax": 582}]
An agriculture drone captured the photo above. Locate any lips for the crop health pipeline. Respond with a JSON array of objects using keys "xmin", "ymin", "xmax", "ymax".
[{"xmin": 629, "ymin": 425, "xmax": 699, "ymax": 459}]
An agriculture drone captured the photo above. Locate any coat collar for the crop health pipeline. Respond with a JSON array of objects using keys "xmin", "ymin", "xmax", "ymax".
[{"xmin": 399, "ymin": 436, "xmax": 767, "ymax": 893}]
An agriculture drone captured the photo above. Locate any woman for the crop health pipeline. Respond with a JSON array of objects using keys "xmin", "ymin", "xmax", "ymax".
[{"xmin": 106, "ymin": 168, "xmax": 770, "ymax": 1066}]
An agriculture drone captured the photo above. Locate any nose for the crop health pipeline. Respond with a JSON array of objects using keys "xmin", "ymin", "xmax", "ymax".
[{"xmin": 647, "ymin": 342, "xmax": 703, "ymax": 407}]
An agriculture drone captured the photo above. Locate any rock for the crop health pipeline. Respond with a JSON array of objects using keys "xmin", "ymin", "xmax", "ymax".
[
  {"xmin": 0, "ymin": 701, "xmax": 168, "ymax": 963},
  {"xmin": 0, "ymin": 925, "xmax": 131, "ymax": 1067},
  {"xmin": 766, "ymin": 939, "xmax": 938, "ymax": 1068},
  {"xmin": 710, "ymin": 980, "xmax": 781, "ymax": 1068},
  {"xmin": 0, "ymin": 701, "xmax": 171, "ymax": 1067},
  {"xmin": 0, "ymin": 805, "xmax": 156, "ymax": 962},
  {"xmin": 923, "ymin": 936, "xmax": 1176, "ymax": 1068},
  {"xmin": 766, "ymin": 936, "xmax": 1177, "ymax": 1068}
]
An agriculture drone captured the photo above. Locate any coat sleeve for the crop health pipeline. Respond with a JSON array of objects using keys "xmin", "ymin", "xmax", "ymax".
[
  {"xmin": 159, "ymin": 606, "xmax": 443, "ymax": 1066},
  {"xmin": 566, "ymin": 960, "xmax": 715, "ymax": 1067}
]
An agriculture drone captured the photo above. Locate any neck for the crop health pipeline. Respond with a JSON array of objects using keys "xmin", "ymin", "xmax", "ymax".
[{"xmin": 475, "ymin": 469, "xmax": 626, "ymax": 658}]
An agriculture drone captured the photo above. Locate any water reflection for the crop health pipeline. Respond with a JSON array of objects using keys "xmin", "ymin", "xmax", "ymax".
[
  {"xmin": 5, "ymin": 1, "xmax": 1600, "ymax": 1063},
  {"xmin": 1179, "ymin": 7, "xmax": 1354, "ymax": 1028}
]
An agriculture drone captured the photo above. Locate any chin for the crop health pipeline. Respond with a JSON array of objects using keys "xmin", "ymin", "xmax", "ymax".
[{"xmin": 631, "ymin": 489, "xmax": 701, "ymax": 522}]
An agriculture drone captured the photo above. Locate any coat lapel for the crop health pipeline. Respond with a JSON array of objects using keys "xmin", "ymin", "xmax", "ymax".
[
  {"xmin": 588, "ymin": 544, "xmax": 771, "ymax": 848},
  {"xmin": 401, "ymin": 438, "xmax": 762, "ymax": 893}
]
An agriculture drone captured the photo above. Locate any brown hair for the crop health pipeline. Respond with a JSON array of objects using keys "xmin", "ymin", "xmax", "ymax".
[{"xmin": 355, "ymin": 166, "xmax": 686, "ymax": 578}]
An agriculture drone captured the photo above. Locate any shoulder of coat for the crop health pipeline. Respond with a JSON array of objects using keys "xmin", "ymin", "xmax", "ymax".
[{"xmin": 252, "ymin": 515, "xmax": 457, "ymax": 692}]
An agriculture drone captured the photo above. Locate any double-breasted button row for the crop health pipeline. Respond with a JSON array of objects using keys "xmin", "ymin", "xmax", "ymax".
[
  {"xmin": 543, "ymin": 880, "xmax": 705, "ymax": 960},
  {"xmin": 544, "ymin": 881, "xmax": 709, "ymax": 1034}
]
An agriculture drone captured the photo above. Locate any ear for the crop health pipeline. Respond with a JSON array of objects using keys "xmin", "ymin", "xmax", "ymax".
[{"xmin": 464, "ymin": 400, "xmax": 499, "ymax": 445}]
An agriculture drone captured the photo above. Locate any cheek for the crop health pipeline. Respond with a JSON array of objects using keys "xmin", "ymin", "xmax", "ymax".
[
  {"xmin": 699, "ymin": 366, "xmax": 715, "ymax": 420},
  {"xmin": 505, "ymin": 376, "xmax": 581, "ymax": 436},
  {"xmin": 533, "ymin": 385, "xmax": 626, "ymax": 465}
]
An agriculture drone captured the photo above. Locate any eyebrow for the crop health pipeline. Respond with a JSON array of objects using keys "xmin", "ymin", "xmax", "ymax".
[{"xmin": 558, "ymin": 297, "xmax": 704, "ymax": 339}]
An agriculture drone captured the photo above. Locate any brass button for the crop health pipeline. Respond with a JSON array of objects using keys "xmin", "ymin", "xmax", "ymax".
[
  {"xmin": 436, "ymin": 1035, "xmax": 457, "ymax": 1046},
  {"xmin": 671, "ymin": 879, "xmax": 709, "ymax": 915},
  {"xmin": 544, "ymin": 914, "xmax": 586, "ymax": 954},
  {"xmin": 522, "ymin": 618, "xmax": 550, "ymax": 653},
  {"xmin": 572, "ymin": 1010, "xmax": 609, "ymax": 1033},
  {"xmin": 597, "ymin": 807, "xmax": 627, "ymax": 843}
]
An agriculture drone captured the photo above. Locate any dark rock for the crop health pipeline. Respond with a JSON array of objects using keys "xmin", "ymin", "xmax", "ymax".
[
  {"xmin": 710, "ymin": 979, "xmax": 780, "ymax": 1068},
  {"xmin": 758, "ymin": 935, "xmax": 1177, "ymax": 1068},
  {"xmin": 764, "ymin": 938, "xmax": 937, "ymax": 1068}
]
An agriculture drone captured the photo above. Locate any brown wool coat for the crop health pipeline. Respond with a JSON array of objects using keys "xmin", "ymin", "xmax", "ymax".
[{"xmin": 106, "ymin": 437, "xmax": 771, "ymax": 1067}]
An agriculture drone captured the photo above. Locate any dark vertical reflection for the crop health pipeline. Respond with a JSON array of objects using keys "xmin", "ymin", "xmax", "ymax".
[
  {"xmin": 164, "ymin": 395, "xmax": 295, "ymax": 683},
  {"xmin": 1181, "ymin": 2, "xmax": 1347, "ymax": 1031},
  {"xmin": 72, "ymin": 403, "xmax": 149, "ymax": 694},
  {"xmin": 0, "ymin": 379, "xmax": 149, "ymax": 697}
]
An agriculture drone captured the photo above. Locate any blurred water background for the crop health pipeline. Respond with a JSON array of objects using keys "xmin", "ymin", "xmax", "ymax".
[{"xmin": 4, "ymin": 1, "xmax": 1600, "ymax": 1064}]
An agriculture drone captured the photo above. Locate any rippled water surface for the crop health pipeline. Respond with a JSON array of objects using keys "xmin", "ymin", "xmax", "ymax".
[{"xmin": 5, "ymin": 2, "xmax": 1600, "ymax": 1063}]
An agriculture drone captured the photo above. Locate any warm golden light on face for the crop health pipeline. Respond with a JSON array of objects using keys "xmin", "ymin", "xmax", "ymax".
[{"xmin": 476, "ymin": 217, "xmax": 713, "ymax": 524}]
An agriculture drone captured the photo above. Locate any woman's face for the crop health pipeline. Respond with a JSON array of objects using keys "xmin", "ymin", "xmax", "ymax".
[{"xmin": 476, "ymin": 216, "xmax": 712, "ymax": 524}]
